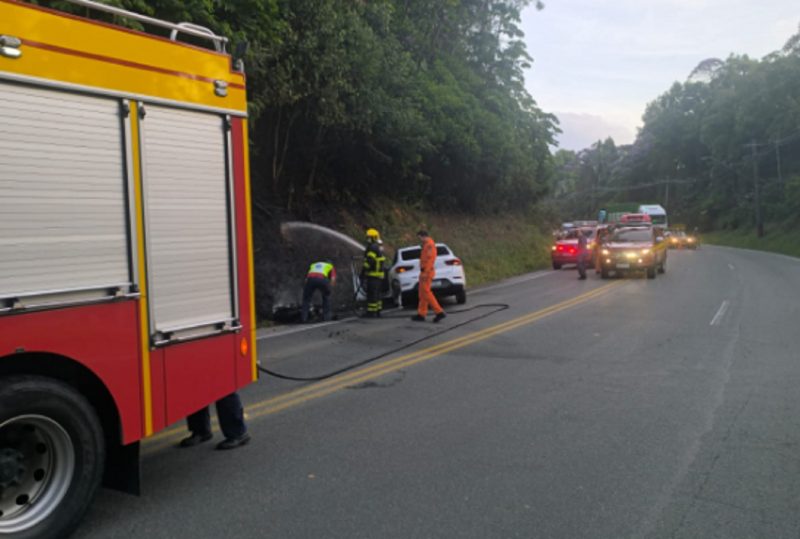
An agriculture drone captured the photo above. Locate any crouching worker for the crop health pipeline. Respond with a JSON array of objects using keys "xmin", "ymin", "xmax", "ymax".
[{"xmin": 301, "ymin": 259, "xmax": 337, "ymax": 323}]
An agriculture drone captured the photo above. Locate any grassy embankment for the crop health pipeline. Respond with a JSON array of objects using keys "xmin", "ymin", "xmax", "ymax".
[
  {"xmin": 703, "ymin": 226, "xmax": 800, "ymax": 259},
  {"xmin": 336, "ymin": 200, "xmax": 554, "ymax": 287}
]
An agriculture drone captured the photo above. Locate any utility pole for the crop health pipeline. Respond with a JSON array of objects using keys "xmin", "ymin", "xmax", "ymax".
[
  {"xmin": 746, "ymin": 140, "xmax": 764, "ymax": 238},
  {"xmin": 775, "ymin": 141, "xmax": 783, "ymax": 192}
]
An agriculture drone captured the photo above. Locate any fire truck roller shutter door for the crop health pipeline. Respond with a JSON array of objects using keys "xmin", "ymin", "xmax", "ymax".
[
  {"xmin": 0, "ymin": 82, "xmax": 131, "ymax": 302},
  {"xmin": 139, "ymin": 105, "xmax": 236, "ymax": 339}
]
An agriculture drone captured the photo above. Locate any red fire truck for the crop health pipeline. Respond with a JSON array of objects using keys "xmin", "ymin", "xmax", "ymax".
[{"xmin": 0, "ymin": 1, "xmax": 256, "ymax": 537}]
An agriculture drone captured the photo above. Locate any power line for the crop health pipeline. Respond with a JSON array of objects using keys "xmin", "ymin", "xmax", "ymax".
[{"xmin": 551, "ymin": 177, "xmax": 695, "ymax": 201}]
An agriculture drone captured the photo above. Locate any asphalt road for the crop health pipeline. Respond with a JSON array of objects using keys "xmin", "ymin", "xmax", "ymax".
[{"xmin": 75, "ymin": 245, "xmax": 800, "ymax": 539}]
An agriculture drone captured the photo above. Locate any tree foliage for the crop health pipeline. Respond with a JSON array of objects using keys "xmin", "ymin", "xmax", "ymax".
[
  {"xmin": 245, "ymin": 0, "xmax": 557, "ymax": 213},
  {"xmin": 549, "ymin": 24, "xmax": 800, "ymax": 232},
  {"xmin": 41, "ymin": 0, "xmax": 556, "ymax": 213}
]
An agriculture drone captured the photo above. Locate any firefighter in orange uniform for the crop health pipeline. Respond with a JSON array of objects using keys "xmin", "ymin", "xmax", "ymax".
[{"xmin": 411, "ymin": 230, "xmax": 446, "ymax": 323}]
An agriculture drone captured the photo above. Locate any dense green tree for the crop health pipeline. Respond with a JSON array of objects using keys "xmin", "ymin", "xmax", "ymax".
[
  {"xmin": 549, "ymin": 25, "xmax": 800, "ymax": 232},
  {"xmin": 41, "ymin": 0, "xmax": 556, "ymax": 214}
]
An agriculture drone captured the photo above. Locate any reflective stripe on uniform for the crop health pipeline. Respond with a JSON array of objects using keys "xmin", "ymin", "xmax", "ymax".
[{"xmin": 363, "ymin": 249, "xmax": 386, "ymax": 278}]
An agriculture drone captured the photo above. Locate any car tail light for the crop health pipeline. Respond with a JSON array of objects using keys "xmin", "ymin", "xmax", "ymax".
[
  {"xmin": 445, "ymin": 258, "xmax": 462, "ymax": 266},
  {"xmin": 556, "ymin": 245, "xmax": 565, "ymax": 252},
  {"xmin": 395, "ymin": 265, "xmax": 414, "ymax": 273}
]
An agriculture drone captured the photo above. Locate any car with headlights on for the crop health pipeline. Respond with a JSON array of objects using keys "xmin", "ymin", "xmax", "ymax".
[
  {"xmin": 668, "ymin": 230, "xmax": 699, "ymax": 249},
  {"xmin": 668, "ymin": 230, "xmax": 682, "ymax": 249},
  {"xmin": 599, "ymin": 225, "xmax": 667, "ymax": 279},
  {"xmin": 685, "ymin": 231, "xmax": 699, "ymax": 249},
  {"xmin": 389, "ymin": 243, "xmax": 467, "ymax": 306}
]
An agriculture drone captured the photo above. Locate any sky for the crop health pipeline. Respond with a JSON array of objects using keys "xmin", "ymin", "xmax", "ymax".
[{"xmin": 520, "ymin": 0, "xmax": 799, "ymax": 151}]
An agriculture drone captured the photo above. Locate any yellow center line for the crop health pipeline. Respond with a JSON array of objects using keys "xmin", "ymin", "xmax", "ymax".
[{"xmin": 143, "ymin": 282, "xmax": 620, "ymax": 453}]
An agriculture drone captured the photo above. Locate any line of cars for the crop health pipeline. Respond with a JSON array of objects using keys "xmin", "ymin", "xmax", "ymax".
[{"xmin": 552, "ymin": 214, "xmax": 697, "ymax": 280}]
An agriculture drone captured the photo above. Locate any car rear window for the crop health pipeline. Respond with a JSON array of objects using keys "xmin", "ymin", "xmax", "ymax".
[
  {"xmin": 612, "ymin": 229, "xmax": 652, "ymax": 242},
  {"xmin": 400, "ymin": 245, "xmax": 451, "ymax": 260},
  {"xmin": 564, "ymin": 229, "xmax": 595, "ymax": 239}
]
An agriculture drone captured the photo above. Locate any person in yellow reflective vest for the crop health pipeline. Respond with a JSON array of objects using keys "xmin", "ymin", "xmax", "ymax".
[
  {"xmin": 301, "ymin": 260, "xmax": 337, "ymax": 323},
  {"xmin": 362, "ymin": 228, "xmax": 386, "ymax": 317}
]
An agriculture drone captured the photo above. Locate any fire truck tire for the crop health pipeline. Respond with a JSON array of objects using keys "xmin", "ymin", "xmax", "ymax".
[
  {"xmin": 0, "ymin": 376, "xmax": 105, "ymax": 539},
  {"xmin": 647, "ymin": 266, "xmax": 657, "ymax": 279},
  {"xmin": 601, "ymin": 267, "xmax": 609, "ymax": 279},
  {"xmin": 552, "ymin": 262, "xmax": 562, "ymax": 270}
]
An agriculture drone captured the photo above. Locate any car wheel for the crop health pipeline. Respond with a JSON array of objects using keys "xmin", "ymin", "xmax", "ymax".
[
  {"xmin": 552, "ymin": 262, "xmax": 562, "ymax": 270},
  {"xmin": 455, "ymin": 289, "xmax": 467, "ymax": 305},
  {"xmin": 647, "ymin": 266, "xmax": 656, "ymax": 279},
  {"xmin": 601, "ymin": 267, "xmax": 609, "ymax": 279},
  {"xmin": 401, "ymin": 291, "xmax": 417, "ymax": 309},
  {"xmin": 0, "ymin": 376, "xmax": 105, "ymax": 539}
]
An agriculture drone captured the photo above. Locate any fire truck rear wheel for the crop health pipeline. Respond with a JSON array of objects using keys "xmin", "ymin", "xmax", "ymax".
[{"xmin": 0, "ymin": 376, "xmax": 105, "ymax": 539}]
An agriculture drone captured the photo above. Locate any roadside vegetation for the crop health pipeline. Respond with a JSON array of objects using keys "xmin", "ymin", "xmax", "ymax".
[
  {"xmin": 337, "ymin": 200, "xmax": 554, "ymax": 286},
  {"xmin": 702, "ymin": 228, "xmax": 800, "ymax": 259}
]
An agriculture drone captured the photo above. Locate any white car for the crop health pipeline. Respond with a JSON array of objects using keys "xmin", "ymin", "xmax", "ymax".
[{"xmin": 389, "ymin": 243, "xmax": 467, "ymax": 307}]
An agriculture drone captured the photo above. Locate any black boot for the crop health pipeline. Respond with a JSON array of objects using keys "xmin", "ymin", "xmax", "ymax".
[
  {"xmin": 216, "ymin": 433, "xmax": 251, "ymax": 450},
  {"xmin": 179, "ymin": 432, "xmax": 212, "ymax": 448}
]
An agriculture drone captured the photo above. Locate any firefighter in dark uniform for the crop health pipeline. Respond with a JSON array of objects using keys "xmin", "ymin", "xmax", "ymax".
[
  {"xmin": 362, "ymin": 228, "xmax": 386, "ymax": 317},
  {"xmin": 179, "ymin": 393, "xmax": 250, "ymax": 450}
]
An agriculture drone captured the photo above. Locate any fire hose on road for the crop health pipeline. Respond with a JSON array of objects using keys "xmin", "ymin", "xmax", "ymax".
[{"xmin": 258, "ymin": 302, "xmax": 509, "ymax": 382}]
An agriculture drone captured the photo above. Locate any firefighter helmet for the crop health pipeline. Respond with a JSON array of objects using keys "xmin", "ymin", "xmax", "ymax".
[{"xmin": 365, "ymin": 228, "xmax": 380, "ymax": 241}]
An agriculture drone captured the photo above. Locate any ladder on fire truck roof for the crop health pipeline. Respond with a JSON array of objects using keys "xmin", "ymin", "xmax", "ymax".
[{"xmin": 54, "ymin": 0, "xmax": 228, "ymax": 52}]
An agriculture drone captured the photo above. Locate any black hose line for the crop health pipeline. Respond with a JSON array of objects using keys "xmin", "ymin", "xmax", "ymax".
[{"xmin": 258, "ymin": 302, "xmax": 510, "ymax": 382}]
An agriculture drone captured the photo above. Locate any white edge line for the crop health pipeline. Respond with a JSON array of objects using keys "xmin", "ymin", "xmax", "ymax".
[
  {"xmin": 258, "ymin": 308, "xmax": 402, "ymax": 340},
  {"xmin": 708, "ymin": 244, "xmax": 800, "ymax": 263},
  {"xmin": 258, "ymin": 319, "xmax": 346, "ymax": 340},
  {"xmin": 710, "ymin": 300, "xmax": 730, "ymax": 326},
  {"xmin": 727, "ymin": 264, "xmax": 735, "ymax": 270},
  {"xmin": 471, "ymin": 270, "xmax": 555, "ymax": 295}
]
